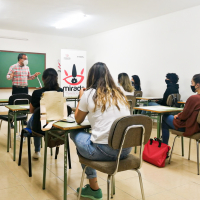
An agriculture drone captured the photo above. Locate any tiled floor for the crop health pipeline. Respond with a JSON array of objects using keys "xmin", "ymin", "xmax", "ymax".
[{"xmin": 0, "ymin": 118, "xmax": 200, "ymax": 200}]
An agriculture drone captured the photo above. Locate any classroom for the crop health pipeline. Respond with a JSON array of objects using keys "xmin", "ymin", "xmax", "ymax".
[{"xmin": 0, "ymin": 1, "xmax": 200, "ymax": 200}]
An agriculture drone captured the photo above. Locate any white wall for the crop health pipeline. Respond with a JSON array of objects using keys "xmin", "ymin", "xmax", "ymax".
[
  {"xmin": 0, "ymin": 29, "xmax": 81, "ymax": 111},
  {"xmin": 82, "ymin": 5, "xmax": 200, "ymax": 102}
]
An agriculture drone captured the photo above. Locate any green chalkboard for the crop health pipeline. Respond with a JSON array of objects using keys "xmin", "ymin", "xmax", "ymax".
[{"xmin": 0, "ymin": 51, "xmax": 46, "ymax": 88}]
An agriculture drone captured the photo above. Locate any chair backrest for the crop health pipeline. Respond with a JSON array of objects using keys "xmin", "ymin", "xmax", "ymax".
[
  {"xmin": 108, "ymin": 115, "xmax": 152, "ymax": 150},
  {"xmin": 126, "ymin": 95, "xmax": 136, "ymax": 115},
  {"xmin": 197, "ymin": 111, "xmax": 200, "ymax": 124},
  {"xmin": 166, "ymin": 94, "xmax": 181, "ymax": 107},
  {"xmin": 32, "ymin": 107, "xmax": 45, "ymax": 136},
  {"xmin": 134, "ymin": 91, "xmax": 143, "ymax": 97},
  {"xmin": 9, "ymin": 93, "xmax": 32, "ymax": 105}
]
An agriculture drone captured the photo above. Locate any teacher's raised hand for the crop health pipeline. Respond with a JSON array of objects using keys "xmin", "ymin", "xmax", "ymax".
[{"xmin": 34, "ymin": 72, "xmax": 41, "ymax": 76}]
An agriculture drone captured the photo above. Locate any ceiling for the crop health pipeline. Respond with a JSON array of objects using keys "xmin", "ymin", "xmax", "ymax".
[{"xmin": 1, "ymin": 0, "xmax": 200, "ymax": 38}]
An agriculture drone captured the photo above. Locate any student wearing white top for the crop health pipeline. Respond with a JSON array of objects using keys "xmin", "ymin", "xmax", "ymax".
[
  {"xmin": 118, "ymin": 73, "xmax": 135, "ymax": 96},
  {"xmin": 70, "ymin": 63, "xmax": 131, "ymax": 200}
]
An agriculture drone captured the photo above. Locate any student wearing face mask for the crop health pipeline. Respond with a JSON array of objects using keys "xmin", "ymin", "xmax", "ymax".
[
  {"xmin": 162, "ymin": 74, "xmax": 200, "ymax": 145},
  {"xmin": 156, "ymin": 73, "xmax": 179, "ymax": 106},
  {"xmin": 131, "ymin": 75, "xmax": 141, "ymax": 91},
  {"xmin": 7, "ymin": 53, "xmax": 41, "ymax": 95},
  {"xmin": 142, "ymin": 73, "xmax": 179, "ymax": 114}
]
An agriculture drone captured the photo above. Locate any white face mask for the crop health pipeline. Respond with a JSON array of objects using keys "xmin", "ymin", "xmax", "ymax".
[{"xmin": 23, "ymin": 60, "xmax": 28, "ymax": 66}]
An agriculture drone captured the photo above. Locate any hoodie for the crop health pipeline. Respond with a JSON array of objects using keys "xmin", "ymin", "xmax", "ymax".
[{"xmin": 157, "ymin": 83, "xmax": 179, "ymax": 106}]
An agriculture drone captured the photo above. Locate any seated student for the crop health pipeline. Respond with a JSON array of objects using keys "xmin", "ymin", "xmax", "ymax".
[
  {"xmin": 26, "ymin": 68, "xmax": 71, "ymax": 158},
  {"xmin": 70, "ymin": 63, "xmax": 131, "ymax": 200},
  {"xmin": 118, "ymin": 72, "xmax": 135, "ymax": 95},
  {"xmin": 131, "ymin": 75, "xmax": 141, "ymax": 91},
  {"xmin": 156, "ymin": 73, "xmax": 179, "ymax": 106},
  {"xmin": 143, "ymin": 73, "xmax": 179, "ymax": 110},
  {"xmin": 162, "ymin": 74, "xmax": 200, "ymax": 145}
]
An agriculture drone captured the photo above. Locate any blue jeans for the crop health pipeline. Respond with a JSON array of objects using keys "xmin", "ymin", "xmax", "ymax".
[
  {"xmin": 141, "ymin": 101, "xmax": 160, "ymax": 114},
  {"xmin": 162, "ymin": 114, "xmax": 185, "ymax": 145},
  {"xmin": 70, "ymin": 130, "xmax": 132, "ymax": 179},
  {"xmin": 26, "ymin": 115, "xmax": 41, "ymax": 152}
]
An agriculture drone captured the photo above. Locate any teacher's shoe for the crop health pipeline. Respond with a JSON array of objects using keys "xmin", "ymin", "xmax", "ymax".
[
  {"xmin": 33, "ymin": 152, "xmax": 41, "ymax": 159},
  {"xmin": 77, "ymin": 184, "xmax": 102, "ymax": 200}
]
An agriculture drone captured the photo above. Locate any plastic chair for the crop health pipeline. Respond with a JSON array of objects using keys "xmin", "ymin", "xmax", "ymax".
[
  {"xmin": 169, "ymin": 110, "xmax": 200, "ymax": 175},
  {"xmin": 77, "ymin": 115, "xmax": 152, "ymax": 200}
]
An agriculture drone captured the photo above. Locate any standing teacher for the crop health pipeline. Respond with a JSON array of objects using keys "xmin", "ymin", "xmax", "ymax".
[{"xmin": 6, "ymin": 53, "xmax": 41, "ymax": 95}]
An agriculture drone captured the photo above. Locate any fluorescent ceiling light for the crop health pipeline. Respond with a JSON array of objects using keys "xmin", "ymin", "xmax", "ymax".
[{"xmin": 55, "ymin": 13, "xmax": 88, "ymax": 29}]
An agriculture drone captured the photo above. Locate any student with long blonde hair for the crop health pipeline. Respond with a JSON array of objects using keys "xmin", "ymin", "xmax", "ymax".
[
  {"xmin": 118, "ymin": 72, "xmax": 135, "ymax": 95},
  {"xmin": 70, "ymin": 62, "xmax": 131, "ymax": 200}
]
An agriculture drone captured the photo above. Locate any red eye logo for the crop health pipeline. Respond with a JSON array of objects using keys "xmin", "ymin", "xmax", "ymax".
[{"xmin": 63, "ymin": 64, "xmax": 84, "ymax": 86}]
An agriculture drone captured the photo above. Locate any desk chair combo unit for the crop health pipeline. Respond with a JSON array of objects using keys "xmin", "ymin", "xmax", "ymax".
[
  {"xmin": 0, "ymin": 94, "xmax": 31, "ymax": 159},
  {"xmin": 18, "ymin": 107, "xmax": 72, "ymax": 177},
  {"xmin": 169, "ymin": 110, "xmax": 200, "ymax": 175},
  {"xmin": 42, "ymin": 120, "xmax": 91, "ymax": 200},
  {"xmin": 78, "ymin": 115, "xmax": 152, "ymax": 200}
]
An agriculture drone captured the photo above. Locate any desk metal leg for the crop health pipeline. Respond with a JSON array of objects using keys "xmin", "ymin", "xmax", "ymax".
[
  {"xmin": 64, "ymin": 133, "xmax": 68, "ymax": 200},
  {"xmin": 13, "ymin": 112, "xmax": 17, "ymax": 161},
  {"xmin": 7, "ymin": 114, "xmax": 11, "ymax": 152},
  {"xmin": 181, "ymin": 137, "xmax": 184, "ymax": 157},
  {"xmin": 157, "ymin": 114, "xmax": 161, "ymax": 139},
  {"xmin": 43, "ymin": 132, "xmax": 48, "ymax": 190}
]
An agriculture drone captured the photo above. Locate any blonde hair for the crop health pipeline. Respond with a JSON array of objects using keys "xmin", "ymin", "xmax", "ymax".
[
  {"xmin": 118, "ymin": 73, "xmax": 134, "ymax": 92},
  {"xmin": 86, "ymin": 62, "xmax": 129, "ymax": 112}
]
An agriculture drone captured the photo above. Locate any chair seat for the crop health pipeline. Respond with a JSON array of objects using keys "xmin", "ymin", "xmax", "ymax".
[
  {"xmin": 170, "ymin": 129, "xmax": 200, "ymax": 140},
  {"xmin": 0, "ymin": 114, "xmax": 27, "ymax": 121},
  {"xmin": 78, "ymin": 154, "xmax": 140, "ymax": 175}
]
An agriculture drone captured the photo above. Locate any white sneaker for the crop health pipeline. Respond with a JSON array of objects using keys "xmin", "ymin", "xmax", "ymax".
[{"xmin": 33, "ymin": 152, "xmax": 41, "ymax": 159}]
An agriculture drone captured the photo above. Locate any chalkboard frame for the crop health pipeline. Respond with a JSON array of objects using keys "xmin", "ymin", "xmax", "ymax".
[{"xmin": 0, "ymin": 50, "xmax": 46, "ymax": 89}]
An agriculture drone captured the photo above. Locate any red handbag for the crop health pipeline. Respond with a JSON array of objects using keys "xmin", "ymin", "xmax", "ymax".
[{"xmin": 142, "ymin": 138, "xmax": 171, "ymax": 167}]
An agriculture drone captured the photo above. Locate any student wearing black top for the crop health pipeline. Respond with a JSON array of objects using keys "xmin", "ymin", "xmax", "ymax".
[
  {"xmin": 142, "ymin": 73, "xmax": 179, "ymax": 113},
  {"xmin": 131, "ymin": 75, "xmax": 141, "ymax": 91},
  {"xmin": 27, "ymin": 68, "xmax": 71, "ymax": 159},
  {"xmin": 156, "ymin": 73, "xmax": 179, "ymax": 106}
]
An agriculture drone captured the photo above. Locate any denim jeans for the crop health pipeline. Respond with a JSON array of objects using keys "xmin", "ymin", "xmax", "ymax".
[
  {"xmin": 141, "ymin": 101, "xmax": 160, "ymax": 114},
  {"xmin": 26, "ymin": 115, "xmax": 41, "ymax": 152},
  {"xmin": 162, "ymin": 114, "xmax": 185, "ymax": 145},
  {"xmin": 70, "ymin": 130, "xmax": 132, "ymax": 179}
]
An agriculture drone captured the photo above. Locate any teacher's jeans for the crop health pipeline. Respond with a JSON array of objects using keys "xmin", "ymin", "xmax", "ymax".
[{"xmin": 70, "ymin": 130, "xmax": 132, "ymax": 179}]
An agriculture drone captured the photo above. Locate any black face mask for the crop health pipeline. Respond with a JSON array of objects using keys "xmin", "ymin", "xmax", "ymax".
[
  {"xmin": 191, "ymin": 85, "xmax": 196, "ymax": 93},
  {"xmin": 165, "ymin": 80, "xmax": 170, "ymax": 84},
  {"xmin": 131, "ymin": 81, "xmax": 135, "ymax": 86}
]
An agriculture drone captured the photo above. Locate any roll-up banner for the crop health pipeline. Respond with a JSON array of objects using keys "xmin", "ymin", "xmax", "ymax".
[{"xmin": 61, "ymin": 49, "xmax": 86, "ymax": 97}]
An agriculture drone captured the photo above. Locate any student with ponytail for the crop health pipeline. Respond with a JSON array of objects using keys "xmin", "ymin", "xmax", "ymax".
[
  {"xmin": 27, "ymin": 68, "xmax": 71, "ymax": 158},
  {"xmin": 162, "ymin": 74, "xmax": 200, "ymax": 145}
]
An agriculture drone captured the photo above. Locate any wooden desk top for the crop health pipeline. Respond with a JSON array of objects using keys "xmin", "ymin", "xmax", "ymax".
[
  {"xmin": 136, "ymin": 97, "xmax": 163, "ymax": 100},
  {"xmin": 53, "ymin": 120, "xmax": 91, "ymax": 130},
  {"xmin": 178, "ymin": 101, "xmax": 186, "ymax": 104},
  {"xmin": 133, "ymin": 106, "xmax": 183, "ymax": 113},
  {"xmin": 5, "ymin": 104, "xmax": 30, "ymax": 111},
  {"xmin": 0, "ymin": 99, "xmax": 9, "ymax": 103}
]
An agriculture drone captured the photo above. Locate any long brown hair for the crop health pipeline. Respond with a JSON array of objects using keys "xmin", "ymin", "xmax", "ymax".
[
  {"xmin": 42, "ymin": 68, "xmax": 59, "ymax": 90},
  {"xmin": 118, "ymin": 73, "xmax": 134, "ymax": 92},
  {"xmin": 86, "ymin": 62, "xmax": 129, "ymax": 112}
]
